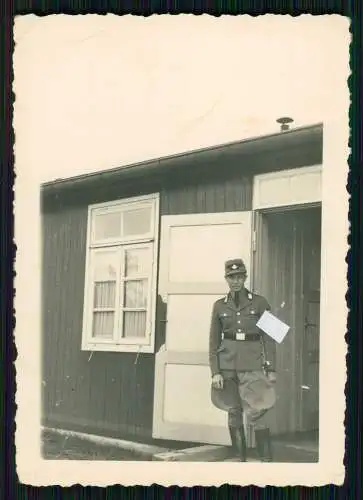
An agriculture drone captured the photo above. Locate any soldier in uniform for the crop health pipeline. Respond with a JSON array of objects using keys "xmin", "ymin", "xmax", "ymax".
[{"xmin": 209, "ymin": 258, "xmax": 277, "ymax": 462}]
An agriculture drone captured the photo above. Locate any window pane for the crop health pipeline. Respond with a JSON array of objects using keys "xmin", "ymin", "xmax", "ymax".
[
  {"xmin": 92, "ymin": 311, "xmax": 114, "ymax": 338},
  {"xmin": 94, "ymin": 212, "xmax": 121, "ymax": 240},
  {"xmin": 125, "ymin": 247, "xmax": 150, "ymax": 277},
  {"xmin": 123, "ymin": 311, "xmax": 146, "ymax": 338},
  {"xmin": 123, "ymin": 207, "xmax": 151, "ymax": 237},
  {"xmin": 94, "ymin": 282, "xmax": 116, "ymax": 308},
  {"xmin": 124, "ymin": 280, "xmax": 148, "ymax": 308},
  {"xmin": 93, "ymin": 251, "xmax": 118, "ymax": 282}
]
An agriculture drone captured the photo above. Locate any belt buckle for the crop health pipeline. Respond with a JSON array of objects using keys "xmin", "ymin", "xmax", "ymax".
[{"xmin": 236, "ymin": 332, "xmax": 246, "ymax": 341}]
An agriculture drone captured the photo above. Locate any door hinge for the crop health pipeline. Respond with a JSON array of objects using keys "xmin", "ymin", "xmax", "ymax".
[{"xmin": 252, "ymin": 230, "xmax": 257, "ymax": 252}]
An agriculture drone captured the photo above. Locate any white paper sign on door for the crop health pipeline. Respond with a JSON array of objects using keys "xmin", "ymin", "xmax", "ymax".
[{"xmin": 257, "ymin": 310, "xmax": 290, "ymax": 343}]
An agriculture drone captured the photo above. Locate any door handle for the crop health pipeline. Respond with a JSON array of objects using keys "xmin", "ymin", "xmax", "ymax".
[{"xmin": 304, "ymin": 316, "xmax": 317, "ymax": 329}]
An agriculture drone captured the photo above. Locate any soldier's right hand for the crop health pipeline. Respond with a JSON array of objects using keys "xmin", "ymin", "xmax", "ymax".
[{"xmin": 212, "ymin": 373, "xmax": 224, "ymax": 390}]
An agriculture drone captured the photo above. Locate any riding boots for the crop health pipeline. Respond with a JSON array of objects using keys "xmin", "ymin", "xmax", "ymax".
[
  {"xmin": 254, "ymin": 427, "xmax": 273, "ymax": 462},
  {"xmin": 228, "ymin": 426, "xmax": 247, "ymax": 462}
]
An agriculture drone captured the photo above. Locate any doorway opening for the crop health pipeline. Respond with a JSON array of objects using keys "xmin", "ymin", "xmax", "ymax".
[{"xmin": 253, "ymin": 205, "xmax": 321, "ymax": 445}]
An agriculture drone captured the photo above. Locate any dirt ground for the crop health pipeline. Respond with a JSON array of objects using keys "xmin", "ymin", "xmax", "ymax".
[
  {"xmin": 42, "ymin": 430, "xmax": 149, "ymax": 461},
  {"xmin": 42, "ymin": 429, "xmax": 318, "ymax": 462}
]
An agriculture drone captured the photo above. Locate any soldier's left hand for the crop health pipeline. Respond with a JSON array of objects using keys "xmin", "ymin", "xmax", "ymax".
[{"xmin": 267, "ymin": 371, "xmax": 277, "ymax": 383}]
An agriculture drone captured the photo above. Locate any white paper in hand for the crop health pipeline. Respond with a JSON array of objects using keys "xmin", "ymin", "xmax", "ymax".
[{"xmin": 256, "ymin": 310, "xmax": 290, "ymax": 344}]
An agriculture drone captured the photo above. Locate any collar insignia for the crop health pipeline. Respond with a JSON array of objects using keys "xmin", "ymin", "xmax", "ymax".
[{"xmin": 248, "ymin": 293, "xmax": 253, "ymax": 300}]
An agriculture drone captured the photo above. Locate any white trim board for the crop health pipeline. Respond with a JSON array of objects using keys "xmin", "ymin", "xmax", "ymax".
[{"xmin": 253, "ymin": 165, "xmax": 322, "ymax": 210}]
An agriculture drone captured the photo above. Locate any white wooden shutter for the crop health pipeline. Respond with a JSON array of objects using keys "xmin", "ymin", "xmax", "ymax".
[{"xmin": 152, "ymin": 212, "xmax": 252, "ymax": 444}]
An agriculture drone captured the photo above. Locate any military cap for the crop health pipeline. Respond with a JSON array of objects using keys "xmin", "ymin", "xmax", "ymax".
[
  {"xmin": 224, "ymin": 258, "xmax": 247, "ymax": 277},
  {"xmin": 211, "ymin": 379, "xmax": 240, "ymax": 412}
]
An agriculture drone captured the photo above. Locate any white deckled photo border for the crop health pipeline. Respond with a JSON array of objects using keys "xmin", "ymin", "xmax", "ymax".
[{"xmin": 14, "ymin": 14, "xmax": 350, "ymax": 487}]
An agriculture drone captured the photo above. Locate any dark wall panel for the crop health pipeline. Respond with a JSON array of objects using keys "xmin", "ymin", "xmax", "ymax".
[
  {"xmin": 42, "ymin": 206, "xmax": 156, "ymax": 439},
  {"xmin": 42, "ymin": 171, "xmax": 253, "ymax": 439},
  {"xmin": 161, "ymin": 174, "xmax": 252, "ymax": 215}
]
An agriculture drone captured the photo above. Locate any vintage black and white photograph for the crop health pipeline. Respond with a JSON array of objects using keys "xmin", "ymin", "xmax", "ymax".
[{"xmin": 14, "ymin": 15, "xmax": 349, "ymax": 486}]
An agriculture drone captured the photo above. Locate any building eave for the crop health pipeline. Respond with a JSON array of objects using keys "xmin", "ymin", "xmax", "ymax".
[{"xmin": 41, "ymin": 122, "xmax": 323, "ymax": 195}]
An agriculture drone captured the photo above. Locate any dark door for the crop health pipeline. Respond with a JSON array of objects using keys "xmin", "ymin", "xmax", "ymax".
[
  {"xmin": 301, "ymin": 209, "xmax": 321, "ymax": 431},
  {"xmin": 252, "ymin": 206, "xmax": 321, "ymax": 435}
]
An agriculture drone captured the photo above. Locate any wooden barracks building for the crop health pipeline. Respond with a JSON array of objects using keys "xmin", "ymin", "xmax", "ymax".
[{"xmin": 41, "ymin": 122, "xmax": 323, "ymax": 448}]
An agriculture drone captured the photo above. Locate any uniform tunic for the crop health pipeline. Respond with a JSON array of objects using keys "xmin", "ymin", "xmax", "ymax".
[
  {"xmin": 209, "ymin": 289, "xmax": 275, "ymax": 376},
  {"xmin": 209, "ymin": 289, "xmax": 276, "ymax": 428}
]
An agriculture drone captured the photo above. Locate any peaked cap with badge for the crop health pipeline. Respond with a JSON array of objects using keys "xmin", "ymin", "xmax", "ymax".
[{"xmin": 224, "ymin": 258, "xmax": 247, "ymax": 277}]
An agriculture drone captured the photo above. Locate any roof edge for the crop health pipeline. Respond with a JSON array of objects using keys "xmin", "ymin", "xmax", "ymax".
[{"xmin": 41, "ymin": 122, "xmax": 323, "ymax": 191}]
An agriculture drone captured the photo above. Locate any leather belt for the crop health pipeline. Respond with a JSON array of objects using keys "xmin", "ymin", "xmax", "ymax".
[{"xmin": 222, "ymin": 332, "xmax": 260, "ymax": 342}]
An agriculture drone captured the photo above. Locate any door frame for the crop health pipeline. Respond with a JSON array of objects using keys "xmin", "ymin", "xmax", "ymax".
[
  {"xmin": 251, "ymin": 202, "xmax": 322, "ymax": 434},
  {"xmin": 251, "ymin": 163, "xmax": 323, "ymax": 434}
]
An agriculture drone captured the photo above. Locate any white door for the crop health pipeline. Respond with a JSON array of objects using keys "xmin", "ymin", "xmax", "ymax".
[{"xmin": 152, "ymin": 211, "xmax": 252, "ymax": 444}]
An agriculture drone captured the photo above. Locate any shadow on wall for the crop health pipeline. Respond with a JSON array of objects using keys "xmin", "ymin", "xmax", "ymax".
[{"xmin": 155, "ymin": 295, "xmax": 167, "ymax": 352}]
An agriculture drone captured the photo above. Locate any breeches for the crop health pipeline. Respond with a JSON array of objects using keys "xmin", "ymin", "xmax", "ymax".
[{"xmin": 221, "ymin": 370, "xmax": 273, "ymax": 428}]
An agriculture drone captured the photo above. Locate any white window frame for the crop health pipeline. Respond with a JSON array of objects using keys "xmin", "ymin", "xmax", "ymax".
[{"xmin": 81, "ymin": 193, "xmax": 160, "ymax": 353}]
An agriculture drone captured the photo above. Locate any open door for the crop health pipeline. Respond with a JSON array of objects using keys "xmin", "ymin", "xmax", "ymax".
[
  {"xmin": 301, "ymin": 208, "xmax": 321, "ymax": 432},
  {"xmin": 152, "ymin": 211, "xmax": 252, "ymax": 444},
  {"xmin": 251, "ymin": 206, "xmax": 321, "ymax": 436}
]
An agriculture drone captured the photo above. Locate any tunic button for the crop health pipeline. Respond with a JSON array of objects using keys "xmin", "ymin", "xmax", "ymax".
[
  {"xmin": 238, "ymin": 329, "xmax": 241, "ymax": 333},
  {"xmin": 237, "ymin": 321, "xmax": 241, "ymax": 324},
  {"xmin": 236, "ymin": 312, "xmax": 240, "ymax": 316}
]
